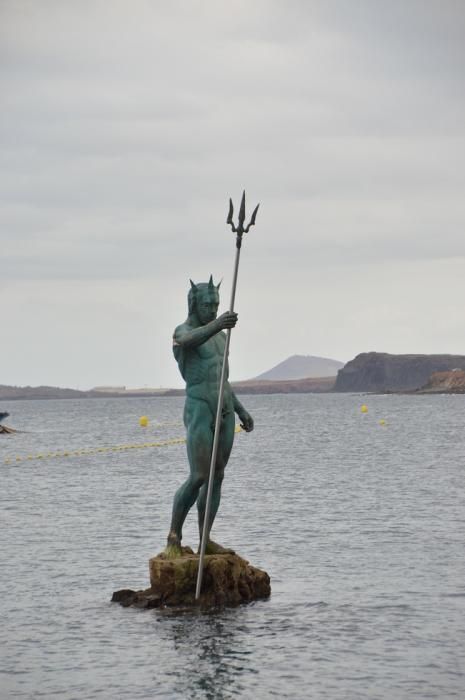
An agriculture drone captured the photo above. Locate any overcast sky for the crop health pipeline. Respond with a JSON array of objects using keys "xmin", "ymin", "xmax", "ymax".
[{"xmin": 2, "ymin": 0, "xmax": 465, "ymax": 389}]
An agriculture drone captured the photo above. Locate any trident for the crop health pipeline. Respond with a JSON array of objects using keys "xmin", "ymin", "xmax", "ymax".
[{"xmin": 195, "ymin": 191, "xmax": 259, "ymax": 600}]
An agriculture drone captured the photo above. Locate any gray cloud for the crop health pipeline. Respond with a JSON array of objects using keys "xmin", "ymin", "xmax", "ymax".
[{"xmin": 1, "ymin": 1, "xmax": 465, "ymax": 387}]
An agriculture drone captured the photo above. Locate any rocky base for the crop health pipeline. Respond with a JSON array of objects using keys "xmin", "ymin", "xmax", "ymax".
[{"xmin": 112, "ymin": 547, "xmax": 270, "ymax": 610}]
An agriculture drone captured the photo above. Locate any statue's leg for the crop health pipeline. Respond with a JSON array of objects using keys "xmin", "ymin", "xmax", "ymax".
[
  {"xmin": 197, "ymin": 410, "xmax": 235, "ymax": 553},
  {"xmin": 167, "ymin": 398, "xmax": 213, "ymax": 549}
]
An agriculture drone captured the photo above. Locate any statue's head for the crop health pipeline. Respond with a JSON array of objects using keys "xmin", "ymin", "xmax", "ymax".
[{"xmin": 188, "ymin": 275, "xmax": 221, "ymax": 325}]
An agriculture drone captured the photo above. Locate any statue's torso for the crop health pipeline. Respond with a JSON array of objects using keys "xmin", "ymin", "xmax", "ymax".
[{"xmin": 173, "ymin": 325, "xmax": 233, "ymax": 414}]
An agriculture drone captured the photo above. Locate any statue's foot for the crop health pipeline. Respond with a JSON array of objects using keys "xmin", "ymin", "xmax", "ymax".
[
  {"xmin": 201, "ymin": 539, "xmax": 235, "ymax": 556},
  {"xmin": 164, "ymin": 532, "xmax": 183, "ymax": 559}
]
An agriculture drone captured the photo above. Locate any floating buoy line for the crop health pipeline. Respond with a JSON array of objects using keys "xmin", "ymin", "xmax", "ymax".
[
  {"xmin": 359, "ymin": 404, "xmax": 387, "ymax": 425},
  {"xmin": 2, "ymin": 425, "xmax": 243, "ymax": 465}
]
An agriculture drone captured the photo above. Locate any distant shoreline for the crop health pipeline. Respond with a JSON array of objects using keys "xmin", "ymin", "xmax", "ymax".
[
  {"xmin": 5, "ymin": 361, "xmax": 465, "ymax": 402},
  {"xmin": 0, "ymin": 376, "xmax": 336, "ymax": 401}
]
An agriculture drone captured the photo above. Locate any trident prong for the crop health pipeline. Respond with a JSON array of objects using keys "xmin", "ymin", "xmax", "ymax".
[
  {"xmin": 227, "ymin": 198, "xmax": 235, "ymax": 231},
  {"xmin": 227, "ymin": 190, "xmax": 260, "ymax": 247},
  {"xmin": 238, "ymin": 191, "xmax": 246, "ymax": 230},
  {"xmin": 245, "ymin": 203, "xmax": 260, "ymax": 233}
]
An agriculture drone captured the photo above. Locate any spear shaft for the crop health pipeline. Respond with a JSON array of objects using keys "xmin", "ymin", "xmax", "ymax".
[{"xmin": 195, "ymin": 192, "xmax": 258, "ymax": 600}]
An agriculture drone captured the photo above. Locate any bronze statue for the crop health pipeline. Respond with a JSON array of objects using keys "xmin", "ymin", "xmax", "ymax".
[
  {"xmin": 166, "ymin": 276, "xmax": 254, "ymax": 556},
  {"xmin": 111, "ymin": 194, "xmax": 270, "ymax": 607}
]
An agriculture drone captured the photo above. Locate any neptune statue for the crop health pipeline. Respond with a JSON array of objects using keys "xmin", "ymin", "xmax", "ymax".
[{"xmin": 166, "ymin": 276, "xmax": 254, "ymax": 556}]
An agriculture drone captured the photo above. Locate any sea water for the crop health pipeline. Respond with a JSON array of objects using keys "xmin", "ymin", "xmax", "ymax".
[{"xmin": 1, "ymin": 394, "xmax": 464, "ymax": 699}]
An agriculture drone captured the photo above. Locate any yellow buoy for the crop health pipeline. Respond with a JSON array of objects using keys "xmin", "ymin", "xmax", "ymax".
[
  {"xmin": 139, "ymin": 416, "xmax": 149, "ymax": 428},
  {"xmin": 360, "ymin": 404, "xmax": 368, "ymax": 413},
  {"xmin": 379, "ymin": 419, "xmax": 386, "ymax": 426}
]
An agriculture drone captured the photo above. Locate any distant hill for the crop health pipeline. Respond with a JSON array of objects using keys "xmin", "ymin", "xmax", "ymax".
[
  {"xmin": 0, "ymin": 385, "xmax": 167, "ymax": 400},
  {"xmin": 253, "ymin": 355, "xmax": 344, "ymax": 381},
  {"xmin": 0, "ymin": 385, "xmax": 89, "ymax": 400}
]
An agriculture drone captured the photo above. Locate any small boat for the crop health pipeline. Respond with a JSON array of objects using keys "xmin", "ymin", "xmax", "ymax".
[{"xmin": 0, "ymin": 411, "xmax": 15, "ymax": 433}]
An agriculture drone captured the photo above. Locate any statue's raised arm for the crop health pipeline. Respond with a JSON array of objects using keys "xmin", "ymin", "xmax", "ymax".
[{"xmin": 173, "ymin": 280, "xmax": 238, "ymax": 350}]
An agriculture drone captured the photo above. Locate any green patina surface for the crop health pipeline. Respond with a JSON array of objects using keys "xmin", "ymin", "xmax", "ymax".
[{"xmin": 165, "ymin": 278, "xmax": 254, "ymax": 554}]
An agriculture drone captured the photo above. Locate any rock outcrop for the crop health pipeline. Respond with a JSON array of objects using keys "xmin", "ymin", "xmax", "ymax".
[
  {"xmin": 416, "ymin": 369, "xmax": 465, "ymax": 394},
  {"xmin": 112, "ymin": 548, "xmax": 271, "ymax": 610},
  {"xmin": 334, "ymin": 352, "xmax": 465, "ymax": 393}
]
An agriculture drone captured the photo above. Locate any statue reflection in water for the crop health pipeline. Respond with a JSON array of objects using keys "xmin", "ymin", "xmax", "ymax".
[{"xmin": 160, "ymin": 611, "xmax": 253, "ymax": 698}]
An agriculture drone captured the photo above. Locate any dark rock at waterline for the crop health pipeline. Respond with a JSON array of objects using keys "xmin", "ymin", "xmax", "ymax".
[
  {"xmin": 111, "ymin": 589, "xmax": 162, "ymax": 609},
  {"xmin": 112, "ymin": 549, "xmax": 270, "ymax": 610}
]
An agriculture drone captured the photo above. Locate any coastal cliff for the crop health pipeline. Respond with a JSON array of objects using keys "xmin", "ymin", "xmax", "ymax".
[{"xmin": 334, "ymin": 353, "xmax": 465, "ymax": 393}]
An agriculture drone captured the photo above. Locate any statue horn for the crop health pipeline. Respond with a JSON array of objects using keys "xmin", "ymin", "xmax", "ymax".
[
  {"xmin": 208, "ymin": 274, "xmax": 214, "ymax": 289},
  {"xmin": 189, "ymin": 279, "xmax": 198, "ymax": 290}
]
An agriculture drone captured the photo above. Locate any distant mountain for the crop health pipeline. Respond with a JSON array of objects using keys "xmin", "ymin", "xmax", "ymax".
[{"xmin": 253, "ymin": 355, "xmax": 345, "ymax": 381}]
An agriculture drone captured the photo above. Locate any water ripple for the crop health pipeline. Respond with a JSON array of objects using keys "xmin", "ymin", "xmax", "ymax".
[{"xmin": 1, "ymin": 394, "xmax": 465, "ymax": 698}]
